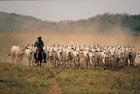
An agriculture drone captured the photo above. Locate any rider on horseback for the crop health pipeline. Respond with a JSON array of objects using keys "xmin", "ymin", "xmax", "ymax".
[{"xmin": 34, "ymin": 35, "xmax": 47, "ymax": 63}]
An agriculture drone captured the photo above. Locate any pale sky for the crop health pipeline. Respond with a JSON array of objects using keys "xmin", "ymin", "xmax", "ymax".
[{"xmin": 0, "ymin": 0, "xmax": 140, "ymax": 21}]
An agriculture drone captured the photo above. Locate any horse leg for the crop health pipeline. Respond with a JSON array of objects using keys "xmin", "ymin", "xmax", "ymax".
[
  {"xmin": 39, "ymin": 61, "xmax": 41, "ymax": 67},
  {"xmin": 36, "ymin": 57, "xmax": 39, "ymax": 72},
  {"xmin": 41, "ymin": 51, "xmax": 44, "ymax": 61}
]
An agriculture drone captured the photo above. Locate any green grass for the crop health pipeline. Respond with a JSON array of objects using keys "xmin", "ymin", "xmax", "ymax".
[
  {"xmin": 0, "ymin": 63, "xmax": 140, "ymax": 94},
  {"xmin": 0, "ymin": 63, "xmax": 56, "ymax": 94}
]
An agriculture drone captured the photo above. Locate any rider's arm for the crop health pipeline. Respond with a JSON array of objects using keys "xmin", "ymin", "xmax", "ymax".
[
  {"xmin": 41, "ymin": 41, "xmax": 44, "ymax": 48},
  {"xmin": 34, "ymin": 41, "xmax": 37, "ymax": 47}
]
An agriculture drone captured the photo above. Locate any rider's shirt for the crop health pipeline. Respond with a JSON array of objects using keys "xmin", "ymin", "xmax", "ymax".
[{"xmin": 34, "ymin": 40, "xmax": 44, "ymax": 49}]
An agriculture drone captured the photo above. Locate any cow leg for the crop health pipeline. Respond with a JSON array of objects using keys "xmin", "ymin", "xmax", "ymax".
[
  {"xmin": 29, "ymin": 57, "xmax": 31, "ymax": 67},
  {"xmin": 74, "ymin": 61, "xmax": 76, "ymax": 69},
  {"xmin": 68, "ymin": 58, "xmax": 71, "ymax": 69},
  {"xmin": 12, "ymin": 54, "xmax": 15, "ymax": 64},
  {"xmin": 78, "ymin": 61, "xmax": 80, "ymax": 69},
  {"xmin": 57, "ymin": 60, "xmax": 59, "ymax": 68},
  {"xmin": 105, "ymin": 59, "xmax": 107, "ymax": 70},
  {"xmin": 126, "ymin": 57, "xmax": 128, "ymax": 66},
  {"xmin": 112, "ymin": 59, "xmax": 115, "ymax": 69},
  {"xmin": 102, "ymin": 58, "xmax": 106, "ymax": 70},
  {"xmin": 88, "ymin": 61, "xmax": 89, "ymax": 69},
  {"xmin": 130, "ymin": 59, "xmax": 132, "ymax": 66},
  {"xmin": 92, "ymin": 58, "xmax": 95, "ymax": 70},
  {"xmin": 94, "ymin": 58, "xmax": 97, "ymax": 69},
  {"xmin": 16, "ymin": 55, "xmax": 19, "ymax": 64},
  {"xmin": 61, "ymin": 61, "xmax": 63, "ymax": 69},
  {"xmin": 55, "ymin": 58, "xmax": 57, "ymax": 68},
  {"xmin": 130, "ymin": 59, "xmax": 134, "ymax": 67},
  {"xmin": 68, "ymin": 60, "xmax": 70, "ymax": 69},
  {"xmin": 117, "ymin": 58, "xmax": 119, "ymax": 68}
]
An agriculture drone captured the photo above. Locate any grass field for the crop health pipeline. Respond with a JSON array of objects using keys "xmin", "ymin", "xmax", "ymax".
[
  {"xmin": 0, "ymin": 33, "xmax": 140, "ymax": 94},
  {"xmin": 0, "ymin": 63, "xmax": 140, "ymax": 94}
]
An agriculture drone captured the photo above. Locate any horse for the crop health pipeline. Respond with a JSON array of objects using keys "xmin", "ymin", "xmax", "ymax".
[{"xmin": 36, "ymin": 47, "xmax": 44, "ymax": 71}]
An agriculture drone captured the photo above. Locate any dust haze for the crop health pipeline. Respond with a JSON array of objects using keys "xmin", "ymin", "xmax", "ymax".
[{"xmin": 0, "ymin": 25, "xmax": 140, "ymax": 63}]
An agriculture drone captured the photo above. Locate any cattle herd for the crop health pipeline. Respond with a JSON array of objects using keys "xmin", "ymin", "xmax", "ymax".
[{"xmin": 9, "ymin": 44, "xmax": 139, "ymax": 70}]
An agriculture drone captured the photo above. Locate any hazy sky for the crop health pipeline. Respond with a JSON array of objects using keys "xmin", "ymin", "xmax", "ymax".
[{"xmin": 0, "ymin": 0, "xmax": 140, "ymax": 21}]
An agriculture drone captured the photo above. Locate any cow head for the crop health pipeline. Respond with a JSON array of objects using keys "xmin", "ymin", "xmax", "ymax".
[
  {"xmin": 103, "ymin": 50, "xmax": 110, "ymax": 58},
  {"xmin": 110, "ymin": 49, "xmax": 115, "ymax": 56}
]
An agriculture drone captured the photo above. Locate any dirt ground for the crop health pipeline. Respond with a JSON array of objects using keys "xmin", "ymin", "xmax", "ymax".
[{"xmin": 48, "ymin": 81, "xmax": 62, "ymax": 94}]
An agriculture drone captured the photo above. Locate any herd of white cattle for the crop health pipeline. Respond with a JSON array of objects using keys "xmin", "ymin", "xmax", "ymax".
[{"xmin": 9, "ymin": 44, "xmax": 140, "ymax": 69}]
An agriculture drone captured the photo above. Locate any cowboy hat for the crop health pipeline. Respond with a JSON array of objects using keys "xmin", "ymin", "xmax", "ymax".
[{"xmin": 37, "ymin": 35, "xmax": 41, "ymax": 39}]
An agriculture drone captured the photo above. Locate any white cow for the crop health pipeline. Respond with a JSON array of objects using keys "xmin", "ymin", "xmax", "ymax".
[
  {"xmin": 9, "ymin": 46, "xmax": 24, "ymax": 64},
  {"xmin": 25, "ymin": 45, "xmax": 34, "ymax": 66},
  {"xmin": 42, "ymin": 44, "xmax": 137, "ymax": 69},
  {"xmin": 128, "ymin": 47, "xmax": 136, "ymax": 66}
]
